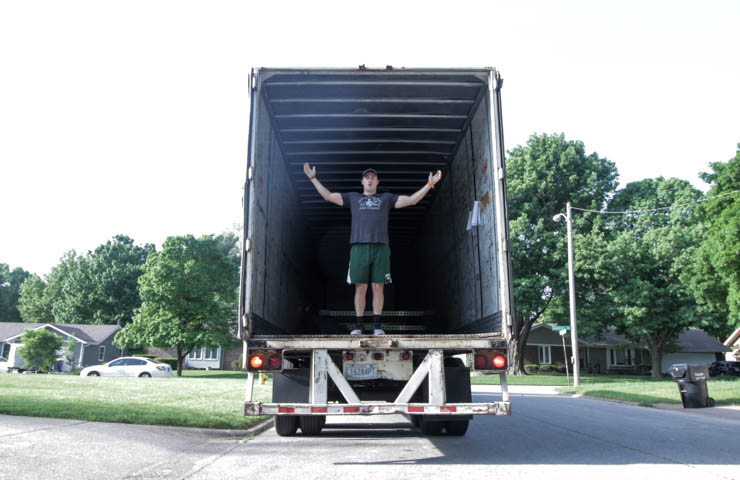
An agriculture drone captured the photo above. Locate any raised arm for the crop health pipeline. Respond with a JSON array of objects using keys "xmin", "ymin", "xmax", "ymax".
[
  {"xmin": 395, "ymin": 170, "xmax": 442, "ymax": 209},
  {"xmin": 304, "ymin": 162, "xmax": 343, "ymax": 206}
]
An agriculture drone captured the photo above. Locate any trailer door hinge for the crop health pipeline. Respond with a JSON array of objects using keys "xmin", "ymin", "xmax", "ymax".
[
  {"xmin": 245, "ymin": 238, "xmax": 252, "ymax": 253},
  {"xmin": 248, "ymin": 166, "xmax": 254, "ymax": 181}
]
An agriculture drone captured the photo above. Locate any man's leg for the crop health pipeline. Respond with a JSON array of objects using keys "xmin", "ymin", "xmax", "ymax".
[
  {"xmin": 353, "ymin": 283, "xmax": 368, "ymax": 334},
  {"xmin": 371, "ymin": 283, "xmax": 384, "ymax": 334}
]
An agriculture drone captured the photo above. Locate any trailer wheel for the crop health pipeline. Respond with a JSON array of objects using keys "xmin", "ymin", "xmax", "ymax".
[
  {"xmin": 420, "ymin": 418, "xmax": 444, "ymax": 435},
  {"xmin": 299, "ymin": 415, "xmax": 325, "ymax": 435},
  {"xmin": 275, "ymin": 415, "xmax": 299, "ymax": 436},
  {"xmin": 411, "ymin": 415, "xmax": 422, "ymax": 428},
  {"xmin": 444, "ymin": 420, "xmax": 469, "ymax": 436}
]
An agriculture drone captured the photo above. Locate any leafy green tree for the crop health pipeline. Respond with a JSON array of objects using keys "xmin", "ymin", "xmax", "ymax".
[
  {"xmin": 25, "ymin": 236, "xmax": 154, "ymax": 325},
  {"xmin": 506, "ymin": 133, "xmax": 618, "ymax": 374},
  {"xmin": 0, "ymin": 264, "xmax": 31, "ymax": 322},
  {"xmin": 115, "ymin": 235, "xmax": 238, "ymax": 376},
  {"xmin": 593, "ymin": 177, "xmax": 705, "ymax": 378},
  {"xmin": 18, "ymin": 328, "xmax": 63, "ymax": 372},
  {"xmin": 690, "ymin": 146, "xmax": 740, "ymax": 331},
  {"xmin": 17, "ymin": 274, "xmax": 54, "ymax": 323}
]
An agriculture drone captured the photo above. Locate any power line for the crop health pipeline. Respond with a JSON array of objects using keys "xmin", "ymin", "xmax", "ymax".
[{"xmin": 571, "ymin": 189, "xmax": 740, "ymax": 215}]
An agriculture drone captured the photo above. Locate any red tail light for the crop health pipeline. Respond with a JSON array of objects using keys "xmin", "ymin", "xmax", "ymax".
[
  {"xmin": 474, "ymin": 355, "xmax": 487, "ymax": 369},
  {"xmin": 247, "ymin": 349, "xmax": 282, "ymax": 372},
  {"xmin": 401, "ymin": 352, "xmax": 410, "ymax": 360},
  {"xmin": 249, "ymin": 355, "xmax": 263, "ymax": 369},
  {"xmin": 268, "ymin": 355, "xmax": 281, "ymax": 369},
  {"xmin": 346, "ymin": 352, "xmax": 354, "ymax": 361},
  {"xmin": 473, "ymin": 349, "xmax": 508, "ymax": 371},
  {"xmin": 373, "ymin": 353, "xmax": 383, "ymax": 360},
  {"xmin": 493, "ymin": 355, "xmax": 507, "ymax": 369}
]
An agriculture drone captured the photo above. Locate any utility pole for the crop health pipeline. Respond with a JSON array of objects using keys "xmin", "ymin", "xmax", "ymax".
[{"xmin": 553, "ymin": 202, "xmax": 580, "ymax": 387}]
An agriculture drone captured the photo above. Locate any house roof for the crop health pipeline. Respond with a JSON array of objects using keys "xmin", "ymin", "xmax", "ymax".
[
  {"xmin": 675, "ymin": 327, "xmax": 731, "ymax": 353},
  {"xmin": 531, "ymin": 323, "xmax": 729, "ymax": 353},
  {"xmin": 0, "ymin": 323, "xmax": 121, "ymax": 345}
]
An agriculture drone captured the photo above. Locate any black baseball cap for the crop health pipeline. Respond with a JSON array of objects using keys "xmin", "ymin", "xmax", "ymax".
[{"xmin": 361, "ymin": 168, "xmax": 378, "ymax": 177}]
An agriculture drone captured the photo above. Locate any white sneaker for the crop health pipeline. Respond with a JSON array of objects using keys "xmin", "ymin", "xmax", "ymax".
[
  {"xmin": 350, "ymin": 329, "xmax": 362, "ymax": 335},
  {"xmin": 373, "ymin": 329, "xmax": 385, "ymax": 335}
]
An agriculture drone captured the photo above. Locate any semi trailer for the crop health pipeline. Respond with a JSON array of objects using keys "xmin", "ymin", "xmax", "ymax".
[{"xmin": 238, "ymin": 66, "xmax": 515, "ymax": 436}]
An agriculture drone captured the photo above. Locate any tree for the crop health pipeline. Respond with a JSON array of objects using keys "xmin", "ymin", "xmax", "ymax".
[
  {"xmin": 506, "ymin": 133, "xmax": 618, "ymax": 374},
  {"xmin": 21, "ymin": 236, "xmax": 154, "ymax": 325},
  {"xmin": 18, "ymin": 328, "xmax": 63, "ymax": 372},
  {"xmin": 690, "ymin": 146, "xmax": 740, "ymax": 332},
  {"xmin": 17, "ymin": 274, "xmax": 54, "ymax": 323},
  {"xmin": 594, "ymin": 177, "xmax": 705, "ymax": 378},
  {"xmin": 115, "ymin": 235, "xmax": 238, "ymax": 376},
  {"xmin": 0, "ymin": 264, "xmax": 31, "ymax": 322}
]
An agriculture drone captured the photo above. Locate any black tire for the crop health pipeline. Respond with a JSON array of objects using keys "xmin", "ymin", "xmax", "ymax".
[
  {"xmin": 299, "ymin": 415, "xmax": 325, "ymax": 435},
  {"xmin": 87, "ymin": 371, "xmax": 100, "ymax": 377},
  {"xmin": 420, "ymin": 417, "xmax": 444, "ymax": 435},
  {"xmin": 411, "ymin": 415, "xmax": 422, "ymax": 428},
  {"xmin": 707, "ymin": 397, "xmax": 716, "ymax": 407},
  {"xmin": 275, "ymin": 415, "xmax": 299, "ymax": 436},
  {"xmin": 445, "ymin": 420, "xmax": 469, "ymax": 436},
  {"xmin": 139, "ymin": 372, "xmax": 152, "ymax": 378}
]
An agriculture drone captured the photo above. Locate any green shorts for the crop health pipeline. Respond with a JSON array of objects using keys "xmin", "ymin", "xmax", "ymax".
[{"xmin": 347, "ymin": 243, "xmax": 392, "ymax": 285}]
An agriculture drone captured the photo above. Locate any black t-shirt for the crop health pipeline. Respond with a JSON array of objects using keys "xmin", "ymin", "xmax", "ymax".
[{"xmin": 341, "ymin": 192, "xmax": 399, "ymax": 245}]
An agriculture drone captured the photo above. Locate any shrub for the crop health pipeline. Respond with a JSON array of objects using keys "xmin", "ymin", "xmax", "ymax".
[
  {"xmin": 18, "ymin": 329, "xmax": 63, "ymax": 372},
  {"xmin": 155, "ymin": 357, "xmax": 178, "ymax": 370},
  {"xmin": 525, "ymin": 364, "xmax": 539, "ymax": 374},
  {"xmin": 133, "ymin": 354, "xmax": 157, "ymax": 359}
]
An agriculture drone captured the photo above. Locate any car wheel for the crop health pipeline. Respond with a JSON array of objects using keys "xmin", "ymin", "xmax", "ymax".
[
  {"xmin": 299, "ymin": 415, "xmax": 325, "ymax": 435},
  {"xmin": 87, "ymin": 371, "xmax": 100, "ymax": 377},
  {"xmin": 275, "ymin": 415, "xmax": 299, "ymax": 436},
  {"xmin": 139, "ymin": 372, "xmax": 152, "ymax": 378}
]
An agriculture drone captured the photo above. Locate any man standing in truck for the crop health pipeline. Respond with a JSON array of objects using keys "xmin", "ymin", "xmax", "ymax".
[{"xmin": 303, "ymin": 162, "xmax": 442, "ymax": 335}]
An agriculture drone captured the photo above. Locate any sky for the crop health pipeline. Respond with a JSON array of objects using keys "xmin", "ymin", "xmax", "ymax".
[{"xmin": 1, "ymin": 0, "xmax": 739, "ymax": 276}]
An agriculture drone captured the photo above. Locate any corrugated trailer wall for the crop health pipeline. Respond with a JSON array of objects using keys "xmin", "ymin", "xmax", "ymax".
[
  {"xmin": 249, "ymin": 96, "xmax": 322, "ymax": 334},
  {"xmin": 410, "ymin": 95, "xmax": 500, "ymax": 333}
]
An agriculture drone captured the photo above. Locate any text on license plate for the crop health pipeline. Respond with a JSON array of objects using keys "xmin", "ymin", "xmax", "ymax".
[{"xmin": 345, "ymin": 363, "xmax": 378, "ymax": 380}]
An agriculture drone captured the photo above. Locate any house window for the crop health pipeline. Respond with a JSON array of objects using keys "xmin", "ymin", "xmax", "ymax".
[
  {"xmin": 98, "ymin": 346, "xmax": 105, "ymax": 362},
  {"xmin": 538, "ymin": 345, "xmax": 552, "ymax": 364},
  {"xmin": 609, "ymin": 348, "xmax": 634, "ymax": 366},
  {"xmin": 189, "ymin": 348, "xmax": 202, "ymax": 360},
  {"xmin": 1, "ymin": 343, "xmax": 9, "ymax": 358},
  {"xmin": 204, "ymin": 347, "xmax": 219, "ymax": 360}
]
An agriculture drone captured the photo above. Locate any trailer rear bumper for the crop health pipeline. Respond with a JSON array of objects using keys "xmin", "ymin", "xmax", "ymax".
[{"xmin": 245, "ymin": 401, "xmax": 510, "ymax": 416}]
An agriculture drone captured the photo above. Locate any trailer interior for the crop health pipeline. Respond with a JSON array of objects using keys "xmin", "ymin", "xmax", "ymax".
[{"xmin": 242, "ymin": 68, "xmax": 506, "ymax": 337}]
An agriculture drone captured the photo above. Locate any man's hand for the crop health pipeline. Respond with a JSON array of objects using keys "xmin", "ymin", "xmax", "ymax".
[
  {"xmin": 428, "ymin": 170, "xmax": 442, "ymax": 186},
  {"xmin": 304, "ymin": 162, "xmax": 316, "ymax": 180}
]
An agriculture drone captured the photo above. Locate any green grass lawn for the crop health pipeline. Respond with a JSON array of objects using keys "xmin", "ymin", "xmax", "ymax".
[
  {"xmin": 0, "ymin": 371, "xmax": 272, "ymax": 429},
  {"xmin": 472, "ymin": 373, "xmax": 740, "ymax": 406}
]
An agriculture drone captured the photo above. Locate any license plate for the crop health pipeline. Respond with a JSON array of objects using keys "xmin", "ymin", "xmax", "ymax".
[{"xmin": 345, "ymin": 363, "xmax": 378, "ymax": 380}]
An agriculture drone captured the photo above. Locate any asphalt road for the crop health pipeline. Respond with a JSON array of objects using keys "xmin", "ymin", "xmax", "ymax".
[{"xmin": 1, "ymin": 386, "xmax": 738, "ymax": 480}]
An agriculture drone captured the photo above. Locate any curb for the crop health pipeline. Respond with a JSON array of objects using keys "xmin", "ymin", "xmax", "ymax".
[{"xmin": 240, "ymin": 416, "xmax": 275, "ymax": 441}]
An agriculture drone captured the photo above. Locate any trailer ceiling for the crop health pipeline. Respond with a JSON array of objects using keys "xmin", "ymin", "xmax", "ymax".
[{"xmin": 258, "ymin": 68, "xmax": 491, "ymax": 243}]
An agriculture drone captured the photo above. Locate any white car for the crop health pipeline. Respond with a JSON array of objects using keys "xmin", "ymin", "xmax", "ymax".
[{"xmin": 80, "ymin": 357, "xmax": 173, "ymax": 378}]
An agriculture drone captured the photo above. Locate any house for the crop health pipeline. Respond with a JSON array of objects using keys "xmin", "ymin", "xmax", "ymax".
[
  {"xmin": 525, "ymin": 323, "xmax": 730, "ymax": 374},
  {"xmin": 724, "ymin": 327, "xmax": 740, "ymax": 361},
  {"xmin": 147, "ymin": 345, "xmax": 242, "ymax": 370},
  {"xmin": 0, "ymin": 322, "xmax": 125, "ymax": 369}
]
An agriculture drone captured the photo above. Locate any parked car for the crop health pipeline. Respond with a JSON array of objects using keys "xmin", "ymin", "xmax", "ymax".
[
  {"xmin": 708, "ymin": 361, "xmax": 740, "ymax": 377},
  {"xmin": 80, "ymin": 357, "xmax": 173, "ymax": 378}
]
